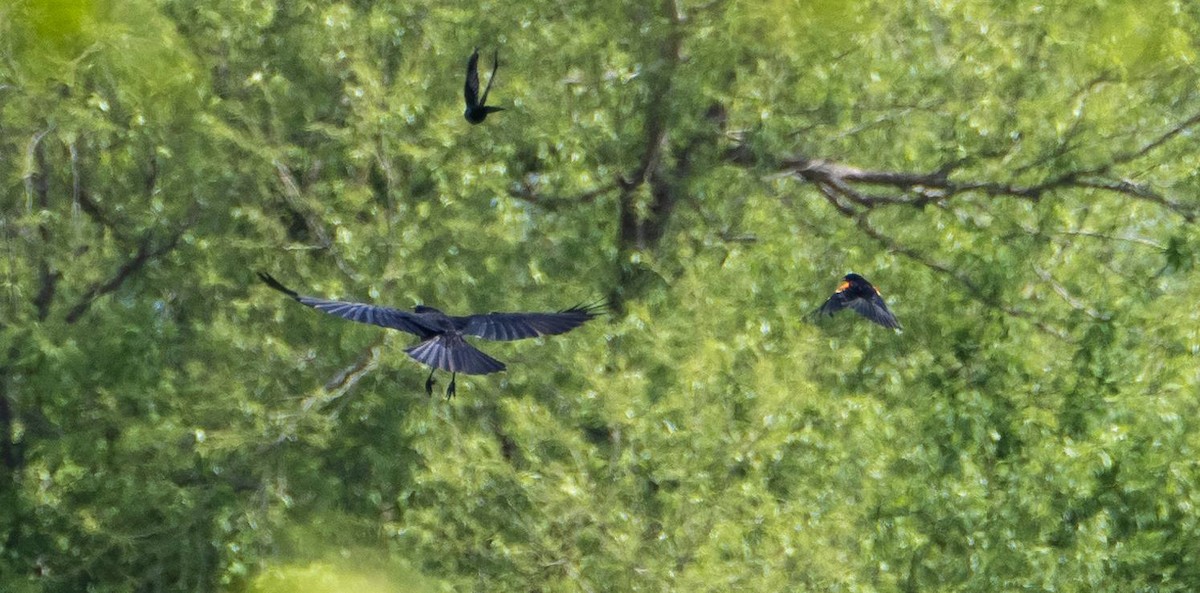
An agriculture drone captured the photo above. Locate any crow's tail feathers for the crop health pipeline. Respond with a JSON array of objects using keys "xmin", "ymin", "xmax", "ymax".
[{"xmin": 405, "ymin": 334, "xmax": 506, "ymax": 375}]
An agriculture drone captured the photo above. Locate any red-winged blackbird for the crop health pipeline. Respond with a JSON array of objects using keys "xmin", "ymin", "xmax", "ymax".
[
  {"xmin": 258, "ymin": 273, "xmax": 601, "ymax": 397},
  {"xmin": 814, "ymin": 273, "xmax": 901, "ymax": 329},
  {"xmin": 464, "ymin": 48, "xmax": 504, "ymax": 124}
]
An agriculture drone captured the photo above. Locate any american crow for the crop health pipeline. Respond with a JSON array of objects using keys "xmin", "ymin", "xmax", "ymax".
[
  {"xmin": 258, "ymin": 273, "xmax": 601, "ymax": 397},
  {"xmin": 813, "ymin": 273, "xmax": 901, "ymax": 329},
  {"xmin": 464, "ymin": 48, "xmax": 504, "ymax": 124}
]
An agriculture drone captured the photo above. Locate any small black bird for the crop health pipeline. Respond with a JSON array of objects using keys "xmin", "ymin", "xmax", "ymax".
[
  {"xmin": 258, "ymin": 272, "xmax": 601, "ymax": 397},
  {"xmin": 814, "ymin": 273, "xmax": 901, "ymax": 329},
  {"xmin": 463, "ymin": 48, "xmax": 504, "ymax": 124}
]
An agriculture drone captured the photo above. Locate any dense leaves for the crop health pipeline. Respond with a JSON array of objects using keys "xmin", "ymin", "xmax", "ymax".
[{"xmin": 2, "ymin": 0, "xmax": 1199, "ymax": 591}]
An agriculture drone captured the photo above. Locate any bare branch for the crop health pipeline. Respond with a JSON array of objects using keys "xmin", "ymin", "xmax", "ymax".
[
  {"xmin": 145, "ymin": 151, "xmax": 159, "ymax": 197},
  {"xmin": 1114, "ymin": 110, "xmax": 1200, "ymax": 166},
  {"xmin": 669, "ymin": 0, "xmax": 687, "ymax": 23},
  {"xmin": 772, "ymin": 150, "xmax": 1199, "ymax": 222},
  {"xmin": 1046, "ymin": 228, "xmax": 1164, "ymax": 250},
  {"xmin": 814, "ymin": 183, "xmax": 857, "ymax": 217},
  {"xmin": 761, "ymin": 106, "xmax": 1200, "ymax": 221},
  {"xmin": 64, "ymin": 226, "xmax": 186, "ymax": 324},
  {"xmin": 33, "ymin": 268, "xmax": 60, "ymax": 322},
  {"xmin": 1033, "ymin": 266, "xmax": 1106, "ymax": 320},
  {"xmin": 26, "ymin": 131, "xmax": 58, "ymax": 321},
  {"xmin": 303, "ymin": 336, "xmax": 385, "ymax": 413},
  {"xmin": 69, "ymin": 140, "xmax": 81, "ymax": 222},
  {"xmin": 508, "ymin": 178, "xmax": 617, "ymax": 211},
  {"xmin": 0, "ymin": 372, "xmax": 21, "ymax": 472},
  {"xmin": 782, "ymin": 156, "xmax": 1045, "ymax": 205},
  {"xmin": 1075, "ymin": 178, "xmax": 1195, "ymax": 222},
  {"xmin": 613, "ymin": 0, "xmax": 690, "ymax": 268},
  {"xmin": 23, "ymin": 129, "xmax": 51, "ymax": 212},
  {"xmin": 261, "ymin": 338, "xmax": 386, "ymax": 451},
  {"xmin": 75, "ymin": 188, "xmax": 125, "ymax": 239}
]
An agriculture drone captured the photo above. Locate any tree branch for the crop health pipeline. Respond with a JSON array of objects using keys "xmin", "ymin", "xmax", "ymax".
[
  {"xmin": 766, "ymin": 107, "xmax": 1200, "ymax": 221},
  {"xmin": 783, "ymin": 155, "xmax": 1047, "ymax": 206},
  {"xmin": 259, "ymin": 338, "xmax": 387, "ymax": 453},
  {"xmin": 507, "ymin": 178, "xmax": 617, "ymax": 212},
  {"xmin": 1033, "ymin": 266, "xmax": 1106, "ymax": 320},
  {"xmin": 63, "ymin": 226, "xmax": 186, "ymax": 324},
  {"xmin": 302, "ymin": 336, "xmax": 385, "ymax": 414},
  {"xmin": 26, "ymin": 130, "xmax": 59, "ymax": 321},
  {"xmin": 0, "ymin": 377, "xmax": 19, "ymax": 472},
  {"xmin": 615, "ymin": 0, "xmax": 689, "ymax": 252},
  {"xmin": 1111, "ymin": 109, "xmax": 1200, "ymax": 167},
  {"xmin": 1074, "ymin": 177, "xmax": 1194, "ymax": 222}
]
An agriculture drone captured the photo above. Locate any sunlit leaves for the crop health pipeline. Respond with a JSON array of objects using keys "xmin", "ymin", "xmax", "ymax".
[{"xmin": 2, "ymin": 0, "xmax": 1199, "ymax": 591}]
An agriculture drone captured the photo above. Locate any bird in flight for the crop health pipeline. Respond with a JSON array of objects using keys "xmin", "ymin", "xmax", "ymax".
[
  {"xmin": 463, "ymin": 48, "xmax": 504, "ymax": 124},
  {"xmin": 813, "ymin": 273, "xmax": 901, "ymax": 329},
  {"xmin": 258, "ymin": 272, "xmax": 602, "ymax": 398}
]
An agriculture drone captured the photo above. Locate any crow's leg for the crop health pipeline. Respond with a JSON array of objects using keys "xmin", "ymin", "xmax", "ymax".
[
  {"xmin": 425, "ymin": 368, "xmax": 436, "ymax": 396},
  {"xmin": 446, "ymin": 373, "xmax": 458, "ymax": 399}
]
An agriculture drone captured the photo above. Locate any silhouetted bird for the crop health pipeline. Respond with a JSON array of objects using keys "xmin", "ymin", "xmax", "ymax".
[
  {"xmin": 258, "ymin": 272, "xmax": 602, "ymax": 397},
  {"xmin": 464, "ymin": 48, "xmax": 504, "ymax": 124},
  {"xmin": 814, "ymin": 273, "xmax": 901, "ymax": 329}
]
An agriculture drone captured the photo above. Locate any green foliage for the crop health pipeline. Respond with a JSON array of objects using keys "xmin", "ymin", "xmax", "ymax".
[{"xmin": 2, "ymin": 0, "xmax": 1199, "ymax": 591}]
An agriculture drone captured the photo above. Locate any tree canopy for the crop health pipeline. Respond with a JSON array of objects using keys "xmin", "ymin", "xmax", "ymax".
[{"xmin": 2, "ymin": 0, "xmax": 1199, "ymax": 591}]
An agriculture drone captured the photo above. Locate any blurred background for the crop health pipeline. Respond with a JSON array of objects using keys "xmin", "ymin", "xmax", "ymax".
[{"xmin": 2, "ymin": 0, "xmax": 1199, "ymax": 590}]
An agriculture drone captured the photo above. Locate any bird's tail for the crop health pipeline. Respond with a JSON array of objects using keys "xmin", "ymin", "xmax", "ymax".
[{"xmin": 405, "ymin": 334, "xmax": 506, "ymax": 375}]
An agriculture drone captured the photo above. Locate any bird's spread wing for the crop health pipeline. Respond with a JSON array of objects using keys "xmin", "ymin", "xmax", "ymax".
[
  {"xmin": 814, "ymin": 291, "xmax": 850, "ymax": 317},
  {"xmin": 848, "ymin": 294, "xmax": 901, "ymax": 329},
  {"xmin": 464, "ymin": 48, "xmax": 481, "ymax": 108},
  {"xmin": 459, "ymin": 302, "xmax": 603, "ymax": 341},
  {"xmin": 478, "ymin": 49, "xmax": 499, "ymax": 107},
  {"xmin": 258, "ymin": 272, "xmax": 438, "ymax": 338},
  {"xmin": 405, "ymin": 334, "xmax": 506, "ymax": 375}
]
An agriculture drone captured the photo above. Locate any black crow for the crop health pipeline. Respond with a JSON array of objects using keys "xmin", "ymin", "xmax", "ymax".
[
  {"xmin": 258, "ymin": 272, "xmax": 601, "ymax": 397},
  {"xmin": 464, "ymin": 48, "xmax": 504, "ymax": 124},
  {"xmin": 813, "ymin": 273, "xmax": 901, "ymax": 329}
]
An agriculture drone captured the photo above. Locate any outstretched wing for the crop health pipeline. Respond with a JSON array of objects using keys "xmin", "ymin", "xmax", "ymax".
[
  {"xmin": 848, "ymin": 294, "xmax": 901, "ymax": 329},
  {"xmin": 813, "ymin": 290, "xmax": 851, "ymax": 318},
  {"xmin": 459, "ymin": 302, "xmax": 604, "ymax": 341},
  {"xmin": 405, "ymin": 334, "xmax": 506, "ymax": 375},
  {"xmin": 464, "ymin": 48, "xmax": 481, "ymax": 108},
  {"xmin": 478, "ymin": 49, "xmax": 500, "ymax": 107},
  {"xmin": 258, "ymin": 272, "xmax": 438, "ymax": 338}
]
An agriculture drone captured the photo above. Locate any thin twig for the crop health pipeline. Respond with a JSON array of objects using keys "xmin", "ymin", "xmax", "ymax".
[
  {"xmin": 1115, "ymin": 110, "xmax": 1200, "ymax": 166},
  {"xmin": 1032, "ymin": 266, "xmax": 1106, "ymax": 320},
  {"xmin": 64, "ymin": 225, "xmax": 186, "ymax": 324}
]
